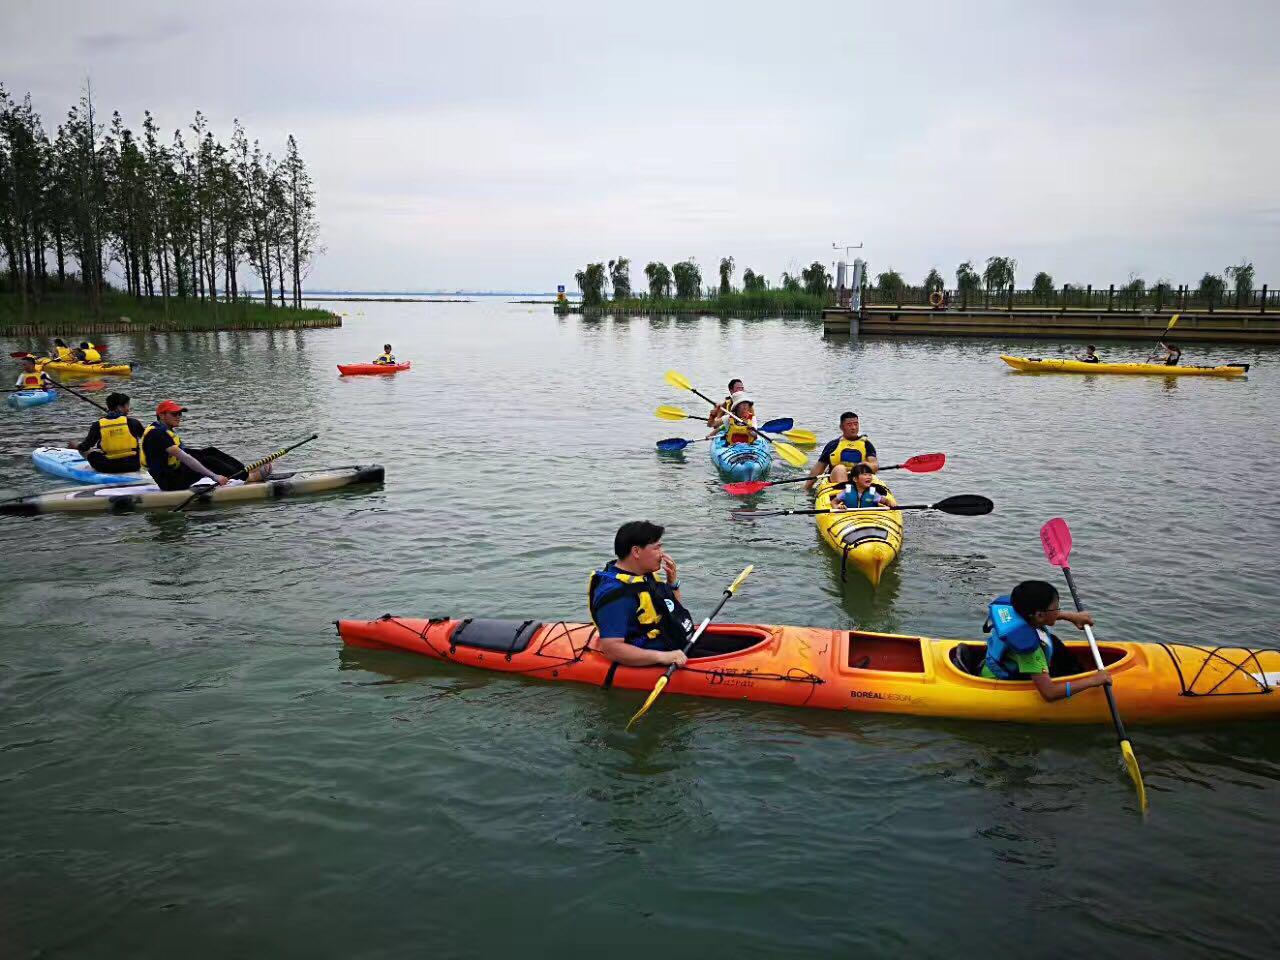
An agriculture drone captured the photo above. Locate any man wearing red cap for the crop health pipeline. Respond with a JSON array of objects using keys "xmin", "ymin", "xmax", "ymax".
[{"xmin": 140, "ymin": 400, "xmax": 273, "ymax": 490}]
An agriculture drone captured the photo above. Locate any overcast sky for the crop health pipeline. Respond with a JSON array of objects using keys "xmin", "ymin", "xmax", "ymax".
[{"xmin": 4, "ymin": 0, "xmax": 1278, "ymax": 291}]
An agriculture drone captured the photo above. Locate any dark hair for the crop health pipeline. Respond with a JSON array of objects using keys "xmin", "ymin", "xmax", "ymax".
[
  {"xmin": 1010, "ymin": 580, "xmax": 1059, "ymax": 621},
  {"xmin": 839, "ymin": 411, "xmax": 859, "ymax": 423},
  {"xmin": 106, "ymin": 392, "xmax": 130, "ymax": 410},
  {"xmin": 1086, "ymin": 344, "xmax": 1096, "ymax": 350},
  {"xmin": 383, "ymin": 344, "xmax": 392, "ymax": 350},
  {"xmin": 54, "ymin": 338, "xmax": 66, "ymax": 346},
  {"xmin": 80, "ymin": 341, "xmax": 90, "ymax": 348},
  {"xmin": 850, "ymin": 463, "xmax": 874, "ymax": 476},
  {"xmin": 728, "ymin": 379, "xmax": 743, "ymax": 393},
  {"xmin": 614, "ymin": 520, "xmax": 664, "ymax": 559}
]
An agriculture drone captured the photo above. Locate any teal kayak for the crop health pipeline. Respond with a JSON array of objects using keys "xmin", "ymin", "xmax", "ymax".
[{"xmin": 710, "ymin": 432, "xmax": 771, "ymax": 482}]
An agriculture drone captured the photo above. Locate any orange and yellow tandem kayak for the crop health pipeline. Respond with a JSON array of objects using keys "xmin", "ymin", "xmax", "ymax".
[{"xmin": 337, "ymin": 616, "xmax": 1280, "ymax": 726}]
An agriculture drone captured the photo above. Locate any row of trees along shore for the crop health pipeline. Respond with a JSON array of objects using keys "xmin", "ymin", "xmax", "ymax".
[
  {"xmin": 863, "ymin": 257, "xmax": 1274, "ymax": 312},
  {"xmin": 0, "ymin": 82, "xmax": 320, "ymax": 326},
  {"xmin": 573, "ymin": 257, "xmax": 833, "ymax": 313}
]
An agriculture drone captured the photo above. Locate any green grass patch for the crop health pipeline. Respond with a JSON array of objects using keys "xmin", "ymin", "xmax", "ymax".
[{"xmin": 0, "ymin": 292, "xmax": 341, "ymax": 332}]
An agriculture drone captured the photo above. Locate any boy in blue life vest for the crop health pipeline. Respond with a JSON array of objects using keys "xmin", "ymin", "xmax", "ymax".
[
  {"xmin": 982, "ymin": 580, "xmax": 1111, "ymax": 702},
  {"xmin": 589, "ymin": 520, "xmax": 694, "ymax": 668},
  {"xmin": 830, "ymin": 462, "xmax": 898, "ymax": 511}
]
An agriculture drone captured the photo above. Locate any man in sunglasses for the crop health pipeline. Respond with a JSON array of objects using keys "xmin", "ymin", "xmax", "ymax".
[{"xmin": 140, "ymin": 400, "xmax": 273, "ymax": 491}]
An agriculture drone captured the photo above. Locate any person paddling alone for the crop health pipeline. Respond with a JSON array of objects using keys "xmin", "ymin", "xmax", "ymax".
[
  {"xmin": 589, "ymin": 520, "xmax": 694, "ymax": 668},
  {"xmin": 141, "ymin": 400, "xmax": 273, "ymax": 491},
  {"xmin": 76, "ymin": 392, "xmax": 145, "ymax": 473},
  {"xmin": 373, "ymin": 344, "xmax": 397, "ymax": 365},
  {"xmin": 707, "ymin": 378, "xmax": 745, "ymax": 429},
  {"xmin": 804, "ymin": 411, "xmax": 879, "ymax": 492},
  {"xmin": 1148, "ymin": 341, "xmax": 1181, "ymax": 367},
  {"xmin": 1075, "ymin": 344, "xmax": 1101, "ymax": 363},
  {"xmin": 980, "ymin": 580, "xmax": 1111, "ymax": 702},
  {"xmin": 13, "ymin": 354, "xmax": 53, "ymax": 392}
]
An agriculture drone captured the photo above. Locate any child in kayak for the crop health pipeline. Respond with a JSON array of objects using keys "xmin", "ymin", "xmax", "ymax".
[
  {"xmin": 830, "ymin": 463, "xmax": 897, "ymax": 510},
  {"xmin": 707, "ymin": 394, "xmax": 757, "ymax": 443},
  {"xmin": 981, "ymin": 580, "xmax": 1111, "ymax": 702},
  {"xmin": 13, "ymin": 354, "xmax": 54, "ymax": 391},
  {"xmin": 373, "ymin": 344, "xmax": 397, "ymax": 365}
]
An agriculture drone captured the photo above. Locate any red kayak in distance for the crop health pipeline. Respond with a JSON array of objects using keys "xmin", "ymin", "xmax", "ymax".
[{"xmin": 337, "ymin": 361, "xmax": 412, "ymax": 376}]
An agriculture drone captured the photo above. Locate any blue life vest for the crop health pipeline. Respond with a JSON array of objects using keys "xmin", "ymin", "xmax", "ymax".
[
  {"xmin": 588, "ymin": 562, "xmax": 693, "ymax": 651},
  {"xmin": 982, "ymin": 595, "xmax": 1047, "ymax": 680}
]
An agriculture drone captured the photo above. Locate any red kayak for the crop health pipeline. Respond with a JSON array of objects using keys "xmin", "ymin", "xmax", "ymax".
[{"xmin": 337, "ymin": 361, "xmax": 412, "ymax": 376}]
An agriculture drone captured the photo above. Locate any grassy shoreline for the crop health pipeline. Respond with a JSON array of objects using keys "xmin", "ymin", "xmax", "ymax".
[
  {"xmin": 561, "ymin": 289, "xmax": 826, "ymax": 317},
  {"xmin": 0, "ymin": 293, "xmax": 341, "ymax": 333}
]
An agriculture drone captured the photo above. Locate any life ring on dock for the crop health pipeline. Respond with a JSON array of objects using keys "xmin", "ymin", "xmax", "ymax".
[{"xmin": 928, "ymin": 290, "xmax": 945, "ymax": 308}]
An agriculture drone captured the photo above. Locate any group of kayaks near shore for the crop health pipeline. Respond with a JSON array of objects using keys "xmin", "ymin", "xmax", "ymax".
[{"xmin": 3, "ymin": 339, "xmax": 395, "ymax": 514}]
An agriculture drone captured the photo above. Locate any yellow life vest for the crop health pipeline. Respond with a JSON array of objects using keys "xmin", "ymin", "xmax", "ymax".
[
  {"xmin": 827, "ymin": 435, "xmax": 871, "ymax": 470},
  {"xmin": 98, "ymin": 416, "xmax": 139, "ymax": 460},
  {"xmin": 587, "ymin": 564, "xmax": 692, "ymax": 650},
  {"xmin": 375, "ymin": 353, "xmax": 396, "ymax": 364},
  {"xmin": 140, "ymin": 423, "xmax": 182, "ymax": 470},
  {"xmin": 54, "ymin": 346, "xmax": 74, "ymax": 361},
  {"xmin": 82, "ymin": 348, "xmax": 102, "ymax": 363},
  {"xmin": 725, "ymin": 417, "xmax": 756, "ymax": 445},
  {"xmin": 19, "ymin": 371, "xmax": 45, "ymax": 390}
]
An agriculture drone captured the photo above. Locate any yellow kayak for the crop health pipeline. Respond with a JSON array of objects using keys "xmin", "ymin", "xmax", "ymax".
[
  {"xmin": 814, "ymin": 476, "xmax": 902, "ymax": 587},
  {"xmin": 37, "ymin": 358, "xmax": 132, "ymax": 376},
  {"xmin": 1000, "ymin": 355, "xmax": 1248, "ymax": 378}
]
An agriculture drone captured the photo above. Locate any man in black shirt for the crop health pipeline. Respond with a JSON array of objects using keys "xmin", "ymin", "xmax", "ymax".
[
  {"xmin": 76, "ymin": 392, "xmax": 146, "ymax": 473},
  {"xmin": 141, "ymin": 400, "xmax": 273, "ymax": 491}
]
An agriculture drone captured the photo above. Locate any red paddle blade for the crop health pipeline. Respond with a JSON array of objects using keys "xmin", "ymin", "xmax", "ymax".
[
  {"xmin": 723, "ymin": 480, "xmax": 771, "ymax": 495},
  {"xmin": 1040, "ymin": 518, "xmax": 1072, "ymax": 568},
  {"xmin": 902, "ymin": 452, "xmax": 945, "ymax": 473}
]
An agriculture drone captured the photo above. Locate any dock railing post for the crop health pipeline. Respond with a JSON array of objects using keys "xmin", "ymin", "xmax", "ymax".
[
  {"xmin": 1261, "ymin": 284, "xmax": 1268, "ymax": 315},
  {"xmin": 1108, "ymin": 284, "xmax": 1114, "ymax": 312}
]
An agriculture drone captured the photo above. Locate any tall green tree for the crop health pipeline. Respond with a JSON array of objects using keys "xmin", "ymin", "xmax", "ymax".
[
  {"xmin": 644, "ymin": 261, "xmax": 671, "ymax": 299},
  {"xmin": 1197, "ymin": 271, "xmax": 1226, "ymax": 304},
  {"xmin": 983, "ymin": 255, "xmax": 1017, "ymax": 293},
  {"xmin": 607, "ymin": 256, "xmax": 630, "ymax": 300},
  {"xmin": 1031, "ymin": 271, "xmax": 1054, "ymax": 300},
  {"xmin": 672, "ymin": 259, "xmax": 701, "ymax": 300},
  {"xmin": 876, "ymin": 269, "xmax": 904, "ymax": 298},
  {"xmin": 923, "ymin": 268, "xmax": 943, "ymax": 292},
  {"xmin": 800, "ymin": 261, "xmax": 830, "ymax": 296},
  {"xmin": 1225, "ymin": 260, "xmax": 1254, "ymax": 300},
  {"xmin": 956, "ymin": 260, "xmax": 982, "ymax": 294},
  {"xmin": 574, "ymin": 262, "xmax": 606, "ymax": 305},
  {"xmin": 780, "ymin": 271, "xmax": 801, "ymax": 293},
  {"xmin": 718, "ymin": 256, "xmax": 735, "ymax": 296},
  {"xmin": 742, "ymin": 268, "xmax": 767, "ymax": 292}
]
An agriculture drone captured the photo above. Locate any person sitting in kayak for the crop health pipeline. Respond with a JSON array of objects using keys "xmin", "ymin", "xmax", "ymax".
[
  {"xmin": 76, "ymin": 392, "xmax": 146, "ymax": 474},
  {"xmin": 831, "ymin": 463, "xmax": 898, "ymax": 511},
  {"xmin": 1075, "ymin": 345, "xmax": 1101, "ymax": 363},
  {"xmin": 1147, "ymin": 341, "xmax": 1181, "ymax": 366},
  {"xmin": 981, "ymin": 580, "xmax": 1111, "ymax": 702},
  {"xmin": 373, "ymin": 344, "xmax": 397, "ymax": 365},
  {"xmin": 13, "ymin": 354, "xmax": 54, "ymax": 392},
  {"xmin": 589, "ymin": 520, "xmax": 694, "ymax": 668},
  {"xmin": 804, "ymin": 411, "xmax": 878, "ymax": 492},
  {"xmin": 72, "ymin": 341, "xmax": 102, "ymax": 364},
  {"xmin": 51, "ymin": 338, "xmax": 75, "ymax": 361},
  {"xmin": 707, "ymin": 394, "xmax": 757, "ymax": 443},
  {"xmin": 141, "ymin": 400, "xmax": 273, "ymax": 491},
  {"xmin": 707, "ymin": 378, "xmax": 744, "ymax": 428}
]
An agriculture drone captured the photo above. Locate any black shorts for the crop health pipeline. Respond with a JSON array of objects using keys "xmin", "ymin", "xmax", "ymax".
[{"xmin": 149, "ymin": 446, "xmax": 247, "ymax": 491}]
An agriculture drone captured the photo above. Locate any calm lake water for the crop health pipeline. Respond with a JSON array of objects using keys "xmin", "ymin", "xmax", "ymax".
[{"xmin": 2, "ymin": 300, "xmax": 1277, "ymax": 958}]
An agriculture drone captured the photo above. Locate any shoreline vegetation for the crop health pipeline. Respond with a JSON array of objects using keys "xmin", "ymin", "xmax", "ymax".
[
  {"xmin": 1, "ymin": 84, "xmax": 321, "ymax": 333},
  {"xmin": 559, "ymin": 288, "xmax": 825, "ymax": 316},
  {"xmin": 0, "ymin": 291, "xmax": 339, "ymax": 333}
]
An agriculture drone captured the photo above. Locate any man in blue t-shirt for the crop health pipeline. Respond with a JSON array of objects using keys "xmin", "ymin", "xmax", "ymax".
[
  {"xmin": 588, "ymin": 520, "xmax": 692, "ymax": 668},
  {"xmin": 804, "ymin": 411, "xmax": 879, "ymax": 492}
]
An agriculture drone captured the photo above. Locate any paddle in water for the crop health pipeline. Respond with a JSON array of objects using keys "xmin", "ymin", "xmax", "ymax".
[
  {"xmin": 626, "ymin": 565, "xmax": 753, "ymax": 731},
  {"xmin": 723, "ymin": 453, "xmax": 946, "ymax": 495},
  {"xmin": 1040, "ymin": 518, "xmax": 1148, "ymax": 813},
  {"xmin": 730, "ymin": 494, "xmax": 992, "ymax": 520},
  {"xmin": 172, "ymin": 434, "xmax": 319, "ymax": 512},
  {"xmin": 45, "ymin": 375, "xmax": 110, "ymax": 413},
  {"xmin": 661, "ymin": 372, "xmax": 808, "ymax": 469},
  {"xmin": 656, "ymin": 417, "xmax": 796, "ymax": 452}
]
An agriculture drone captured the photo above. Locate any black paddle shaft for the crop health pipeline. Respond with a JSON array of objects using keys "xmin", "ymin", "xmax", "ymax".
[
  {"xmin": 1059, "ymin": 565, "xmax": 1132, "ymax": 745},
  {"xmin": 47, "ymin": 377, "xmax": 109, "ymax": 413}
]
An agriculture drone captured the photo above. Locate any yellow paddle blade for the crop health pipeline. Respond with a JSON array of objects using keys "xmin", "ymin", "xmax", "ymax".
[
  {"xmin": 626, "ymin": 675, "xmax": 670, "ymax": 730},
  {"xmin": 772, "ymin": 439, "xmax": 808, "ymax": 469},
  {"xmin": 664, "ymin": 369, "xmax": 693, "ymax": 392},
  {"xmin": 1166, "ymin": 313, "xmax": 1180, "ymax": 331},
  {"xmin": 655, "ymin": 405, "xmax": 691, "ymax": 421},
  {"xmin": 727, "ymin": 564, "xmax": 754, "ymax": 595},
  {"xmin": 782, "ymin": 428, "xmax": 818, "ymax": 446},
  {"xmin": 1121, "ymin": 739, "xmax": 1148, "ymax": 813}
]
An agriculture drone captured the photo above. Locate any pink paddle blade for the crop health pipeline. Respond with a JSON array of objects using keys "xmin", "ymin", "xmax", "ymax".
[
  {"xmin": 1040, "ymin": 518, "xmax": 1072, "ymax": 568},
  {"xmin": 723, "ymin": 480, "xmax": 770, "ymax": 496},
  {"xmin": 903, "ymin": 452, "xmax": 945, "ymax": 473}
]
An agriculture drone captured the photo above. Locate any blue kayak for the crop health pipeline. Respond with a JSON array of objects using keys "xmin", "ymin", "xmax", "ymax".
[
  {"xmin": 709, "ymin": 432, "xmax": 772, "ymax": 482},
  {"xmin": 31, "ymin": 447, "xmax": 147, "ymax": 486},
  {"xmin": 7, "ymin": 389, "xmax": 57, "ymax": 409}
]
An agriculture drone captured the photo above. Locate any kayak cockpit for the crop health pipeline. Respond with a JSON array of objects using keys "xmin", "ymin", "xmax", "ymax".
[
  {"xmin": 847, "ymin": 632, "xmax": 926, "ymax": 673},
  {"xmin": 948, "ymin": 641, "xmax": 1129, "ymax": 677},
  {"xmin": 688, "ymin": 624, "xmax": 773, "ymax": 659}
]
